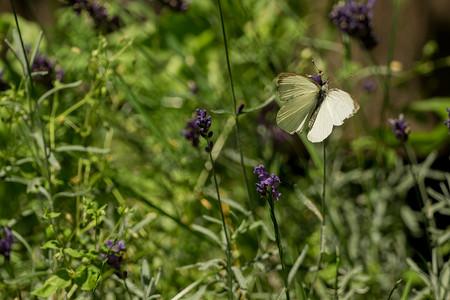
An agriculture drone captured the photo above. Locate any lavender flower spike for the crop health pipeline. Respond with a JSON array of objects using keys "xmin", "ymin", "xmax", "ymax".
[
  {"xmin": 329, "ymin": 0, "xmax": 378, "ymax": 50},
  {"xmin": 100, "ymin": 239, "xmax": 127, "ymax": 278},
  {"xmin": 254, "ymin": 165, "xmax": 281, "ymax": 201},
  {"xmin": 389, "ymin": 114, "xmax": 410, "ymax": 142},
  {"xmin": 444, "ymin": 108, "xmax": 450, "ymax": 134},
  {"xmin": 0, "ymin": 227, "xmax": 14, "ymax": 260},
  {"xmin": 0, "ymin": 68, "xmax": 10, "ymax": 91},
  {"xmin": 181, "ymin": 116, "xmax": 201, "ymax": 147},
  {"xmin": 196, "ymin": 109, "xmax": 214, "ymax": 152},
  {"xmin": 182, "ymin": 109, "xmax": 214, "ymax": 152}
]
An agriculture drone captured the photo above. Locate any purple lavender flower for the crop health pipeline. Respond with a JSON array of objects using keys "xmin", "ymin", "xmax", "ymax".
[
  {"xmin": 181, "ymin": 116, "xmax": 200, "ymax": 147},
  {"xmin": 363, "ymin": 78, "xmax": 377, "ymax": 93},
  {"xmin": 66, "ymin": 0, "xmax": 88, "ymax": 15},
  {"xmin": 106, "ymin": 238, "xmax": 126, "ymax": 252},
  {"xmin": 308, "ymin": 74, "xmax": 324, "ymax": 86},
  {"xmin": 0, "ymin": 228, "xmax": 14, "ymax": 260},
  {"xmin": 237, "ymin": 104, "xmax": 245, "ymax": 115},
  {"xmin": 31, "ymin": 54, "xmax": 55, "ymax": 83},
  {"xmin": 67, "ymin": 0, "xmax": 121, "ymax": 33},
  {"xmin": 445, "ymin": 108, "xmax": 450, "ymax": 134},
  {"xmin": 100, "ymin": 239, "xmax": 127, "ymax": 278},
  {"xmin": 182, "ymin": 109, "xmax": 214, "ymax": 152},
  {"xmin": 388, "ymin": 114, "xmax": 410, "ymax": 142},
  {"xmin": 88, "ymin": 3, "xmax": 108, "ymax": 21},
  {"xmin": 254, "ymin": 165, "xmax": 281, "ymax": 201},
  {"xmin": 196, "ymin": 109, "xmax": 214, "ymax": 152},
  {"xmin": 257, "ymin": 103, "xmax": 290, "ymax": 145},
  {"xmin": 329, "ymin": 0, "xmax": 378, "ymax": 50},
  {"xmin": 31, "ymin": 54, "xmax": 65, "ymax": 85},
  {"xmin": 0, "ymin": 68, "xmax": 11, "ymax": 92},
  {"xmin": 87, "ymin": 3, "xmax": 121, "ymax": 33},
  {"xmin": 307, "ymin": 71, "xmax": 329, "ymax": 87},
  {"xmin": 157, "ymin": 0, "xmax": 190, "ymax": 13},
  {"xmin": 188, "ymin": 80, "xmax": 198, "ymax": 95},
  {"xmin": 196, "ymin": 109, "xmax": 212, "ymax": 135},
  {"xmin": 55, "ymin": 68, "xmax": 65, "ymax": 82}
]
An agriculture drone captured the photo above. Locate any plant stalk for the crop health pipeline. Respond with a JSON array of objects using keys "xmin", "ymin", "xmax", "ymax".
[
  {"xmin": 308, "ymin": 142, "xmax": 327, "ymax": 298},
  {"xmin": 209, "ymin": 152, "xmax": 233, "ymax": 300},
  {"xmin": 267, "ymin": 193, "xmax": 290, "ymax": 300}
]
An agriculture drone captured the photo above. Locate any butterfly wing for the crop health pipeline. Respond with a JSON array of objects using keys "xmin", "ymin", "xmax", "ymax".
[
  {"xmin": 276, "ymin": 73, "xmax": 320, "ymax": 134},
  {"xmin": 307, "ymin": 88, "xmax": 359, "ymax": 143}
]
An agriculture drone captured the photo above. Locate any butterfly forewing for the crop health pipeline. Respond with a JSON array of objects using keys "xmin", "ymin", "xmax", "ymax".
[{"xmin": 276, "ymin": 74, "xmax": 320, "ymax": 134}]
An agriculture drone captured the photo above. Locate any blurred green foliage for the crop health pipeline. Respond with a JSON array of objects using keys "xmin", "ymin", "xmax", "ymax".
[{"xmin": 0, "ymin": 0, "xmax": 449, "ymax": 299}]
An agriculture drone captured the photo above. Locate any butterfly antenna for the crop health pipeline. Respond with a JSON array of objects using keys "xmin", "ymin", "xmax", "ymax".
[
  {"xmin": 328, "ymin": 74, "xmax": 354, "ymax": 85},
  {"xmin": 311, "ymin": 59, "xmax": 323, "ymax": 76}
]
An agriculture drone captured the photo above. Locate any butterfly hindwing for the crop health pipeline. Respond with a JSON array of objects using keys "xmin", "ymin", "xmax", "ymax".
[
  {"xmin": 307, "ymin": 88, "xmax": 359, "ymax": 143},
  {"xmin": 325, "ymin": 89, "xmax": 359, "ymax": 126},
  {"xmin": 276, "ymin": 74, "xmax": 320, "ymax": 134}
]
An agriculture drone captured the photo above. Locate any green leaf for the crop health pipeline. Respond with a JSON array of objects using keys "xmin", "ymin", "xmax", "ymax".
[
  {"xmin": 4, "ymin": 271, "xmax": 48, "ymax": 285},
  {"xmin": 73, "ymin": 265, "xmax": 98, "ymax": 291},
  {"xmin": 231, "ymin": 266, "xmax": 247, "ymax": 291},
  {"xmin": 31, "ymin": 270, "xmax": 71, "ymax": 297},
  {"xmin": 41, "ymin": 240, "xmax": 61, "ymax": 250},
  {"xmin": 31, "ymin": 281, "xmax": 59, "ymax": 298},
  {"xmin": 241, "ymin": 95, "xmax": 275, "ymax": 113},
  {"xmin": 86, "ymin": 249, "xmax": 100, "ymax": 259},
  {"xmin": 111, "ymin": 74, "xmax": 177, "ymax": 162},
  {"xmin": 0, "ymin": 101, "xmax": 28, "ymax": 113},
  {"xmin": 211, "ymin": 95, "xmax": 275, "ymax": 115},
  {"xmin": 43, "ymin": 212, "xmax": 61, "ymax": 219},
  {"xmin": 288, "ymin": 245, "xmax": 309, "ymax": 286},
  {"xmin": 211, "ymin": 108, "xmax": 233, "ymax": 115},
  {"xmin": 64, "ymin": 248, "xmax": 84, "ymax": 258},
  {"xmin": 37, "ymin": 80, "xmax": 83, "ymax": 106},
  {"xmin": 409, "ymin": 97, "xmax": 450, "ymax": 115},
  {"xmin": 171, "ymin": 270, "xmax": 221, "ymax": 300},
  {"xmin": 191, "ymin": 224, "xmax": 222, "ymax": 247},
  {"xmin": 249, "ymin": 220, "xmax": 275, "ymax": 241},
  {"xmin": 53, "ymin": 188, "xmax": 90, "ymax": 200},
  {"xmin": 203, "ymin": 189, "xmax": 251, "ymax": 217},
  {"xmin": 54, "ymin": 145, "xmax": 110, "ymax": 154},
  {"xmin": 140, "ymin": 259, "xmax": 151, "ymax": 293}
]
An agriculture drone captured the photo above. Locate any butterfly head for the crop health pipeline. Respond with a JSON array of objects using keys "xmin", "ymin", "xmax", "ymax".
[{"xmin": 307, "ymin": 70, "xmax": 328, "ymax": 88}]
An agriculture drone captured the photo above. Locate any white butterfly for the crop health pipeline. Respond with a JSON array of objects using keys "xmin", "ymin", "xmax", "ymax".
[{"xmin": 276, "ymin": 71, "xmax": 359, "ymax": 143}]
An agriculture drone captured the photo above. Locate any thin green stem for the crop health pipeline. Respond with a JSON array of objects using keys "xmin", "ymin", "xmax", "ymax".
[
  {"xmin": 341, "ymin": 33, "xmax": 352, "ymax": 92},
  {"xmin": 403, "ymin": 143, "xmax": 433, "ymax": 256},
  {"xmin": 387, "ymin": 280, "xmax": 402, "ymax": 300},
  {"xmin": 209, "ymin": 152, "xmax": 233, "ymax": 300},
  {"xmin": 308, "ymin": 142, "xmax": 327, "ymax": 299},
  {"xmin": 10, "ymin": 0, "xmax": 55, "ymax": 212},
  {"xmin": 267, "ymin": 193, "xmax": 290, "ymax": 300},
  {"xmin": 379, "ymin": 0, "xmax": 400, "ymax": 129},
  {"xmin": 123, "ymin": 277, "xmax": 133, "ymax": 299},
  {"xmin": 216, "ymin": 0, "xmax": 237, "ymax": 112},
  {"xmin": 5, "ymin": 260, "xmax": 22, "ymax": 300},
  {"xmin": 216, "ymin": 0, "xmax": 254, "ymax": 214},
  {"xmin": 334, "ymin": 247, "xmax": 340, "ymax": 300}
]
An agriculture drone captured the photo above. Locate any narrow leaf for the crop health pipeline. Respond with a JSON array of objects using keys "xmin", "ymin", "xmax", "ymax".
[
  {"xmin": 191, "ymin": 224, "xmax": 222, "ymax": 247},
  {"xmin": 54, "ymin": 145, "xmax": 110, "ymax": 154},
  {"xmin": 241, "ymin": 95, "xmax": 275, "ymax": 113},
  {"xmin": 41, "ymin": 240, "xmax": 61, "ymax": 250},
  {"xmin": 232, "ymin": 266, "xmax": 247, "ymax": 291},
  {"xmin": 37, "ymin": 80, "xmax": 83, "ymax": 105},
  {"xmin": 288, "ymin": 245, "xmax": 309, "ymax": 285}
]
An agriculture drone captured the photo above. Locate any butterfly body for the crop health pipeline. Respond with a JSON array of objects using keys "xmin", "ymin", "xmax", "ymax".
[{"xmin": 276, "ymin": 72, "xmax": 359, "ymax": 143}]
